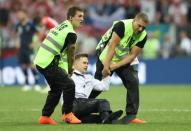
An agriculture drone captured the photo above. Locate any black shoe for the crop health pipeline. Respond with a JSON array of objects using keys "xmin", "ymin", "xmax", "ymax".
[
  {"xmin": 121, "ymin": 115, "xmax": 136, "ymax": 124},
  {"xmin": 102, "ymin": 110, "xmax": 123, "ymax": 124},
  {"xmin": 112, "ymin": 114, "xmax": 136, "ymax": 124}
]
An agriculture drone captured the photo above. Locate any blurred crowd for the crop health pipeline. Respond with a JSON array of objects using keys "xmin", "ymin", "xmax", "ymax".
[{"xmin": 0, "ymin": 0, "xmax": 191, "ymax": 60}]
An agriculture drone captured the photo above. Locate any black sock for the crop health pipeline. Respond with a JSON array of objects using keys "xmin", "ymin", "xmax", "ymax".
[
  {"xmin": 31, "ymin": 68, "xmax": 38, "ymax": 84},
  {"xmin": 22, "ymin": 68, "xmax": 29, "ymax": 85}
]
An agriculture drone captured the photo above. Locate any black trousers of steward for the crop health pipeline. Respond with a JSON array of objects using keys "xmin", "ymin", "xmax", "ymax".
[
  {"xmin": 36, "ymin": 57, "xmax": 75, "ymax": 116},
  {"xmin": 90, "ymin": 58, "xmax": 139, "ymax": 117}
]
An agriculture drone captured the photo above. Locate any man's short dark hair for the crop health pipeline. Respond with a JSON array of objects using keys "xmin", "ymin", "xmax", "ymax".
[
  {"xmin": 134, "ymin": 12, "xmax": 149, "ymax": 24},
  {"xmin": 67, "ymin": 6, "xmax": 84, "ymax": 19},
  {"xmin": 75, "ymin": 53, "xmax": 88, "ymax": 60}
]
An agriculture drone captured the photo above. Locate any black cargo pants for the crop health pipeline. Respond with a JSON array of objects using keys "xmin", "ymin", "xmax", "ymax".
[
  {"xmin": 90, "ymin": 58, "xmax": 139, "ymax": 117},
  {"xmin": 72, "ymin": 98, "xmax": 112, "ymax": 123},
  {"xmin": 36, "ymin": 57, "xmax": 75, "ymax": 116}
]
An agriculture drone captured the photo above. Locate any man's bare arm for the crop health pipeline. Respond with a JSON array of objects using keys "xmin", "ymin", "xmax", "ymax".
[
  {"xmin": 67, "ymin": 44, "xmax": 75, "ymax": 74},
  {"xmin": 102, "ymin": 32, "xmax": 121, "ymax": 77},
  {"xmin": 110, "ymin": 46, "xmax": 142, "ymax": 71}
]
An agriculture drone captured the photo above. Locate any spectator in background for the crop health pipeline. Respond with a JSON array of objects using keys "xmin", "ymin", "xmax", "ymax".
[
  {"xmin": 123, "ymin": 0, "xmax": 141, "ymax": 19},
  {"xmin": 88, "ymin": 0, "xmax": 125, "ymax": 30},
  {"xmin": 179, "ymin": 31, "xmax": 191, "ymax": 56},
  {"xmin": 161, "ymin": 34, "xmax": 174, "ymax": 59},
  {"xmin": 33, "ymin": 15, "xmax": 58, "ymax": 42},
  {"xmin": 0, "ymin": 8, "xmax": 15, "ymax": 49},
  {"xmin": 15, "ymin": 9, "xmax": 40, "ymax": 91},
  {"xmin": 155, "ymin": 0, "xmax": 170, "ymax": 24},
  {"xmin": 0, "ymin": 0, "xmax": 10, "ymax": 9},
  {"xmin": 187, "ymin": 1, "xmax": 191, "ymax": 24},
  {"xmin": 140, "ymin": 0, "xmax": 156, "ymax": 23},
  {"xmin": 142, "ymin": 32, "xmax": 160, "ymax": 59},
  {"xmin": 0, "ymin": 24, "xmax": 15, "ymax": 49},
  {"xmin": 79, "ymin": 29, "xmax": 97, "ymax": 57},
  {"xmin": 0, "ymin": 8, "xmax": 9, "ymax": 26},
  {"xmin": 28, "ymin": 0, "xmax": 53, "ymax": 19},
  {"xmin": 168, "ymin": 0, "xmax": 188, "ymax": 26},
  {"xmin": 51, "ymin": 0, "xmax": 68, "ymax": 23}
]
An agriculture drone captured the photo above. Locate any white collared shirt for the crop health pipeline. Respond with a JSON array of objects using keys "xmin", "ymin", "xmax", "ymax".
[{"xmin": 71, "ymin": 70, "xmax": 110, "ymax": 98}]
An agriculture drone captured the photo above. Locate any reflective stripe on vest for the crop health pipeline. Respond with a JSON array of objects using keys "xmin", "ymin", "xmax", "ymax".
[
  {"xmin": 41, "ymin": 43, "xmax": 58, "ymax": 55},
  {"xmin": 114, "ymin": 40, "xmax": 138, "ymax": 60},
  {"xmin": 116, "ymin": 45, "xmax": 129, "ymax": 52},
  {"xmin": 46, "ymin": 36, "xmax": 62, "ymax": 50},
  {"xmin": 114, "ymin": 44, "xmax": 129, "ymax": 60},
  {"xmin": 40, "ymin": 35, "xmax": 63, "ymax": 55},
  {"xmin": 115, "ymin": 53, "xmax": 127, "ymax": 60}
]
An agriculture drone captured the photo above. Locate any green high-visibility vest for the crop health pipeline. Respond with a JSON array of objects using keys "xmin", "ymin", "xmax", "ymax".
[
  {"xmin": 98, "ymin": 19, "xmax": 147, "ymax": 63},
  {"xmin": 34, "ymin": 20, "xmax": 75, "ymax": 73}
]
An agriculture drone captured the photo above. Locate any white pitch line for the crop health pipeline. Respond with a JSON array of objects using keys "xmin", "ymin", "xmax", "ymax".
[
  {"xmin": 0, "ymin": 108, "xmax": 40, "ymax": 112},
  {"xmin": 140, "ymin": 109, "xmax": 191, "ymax": 112}
]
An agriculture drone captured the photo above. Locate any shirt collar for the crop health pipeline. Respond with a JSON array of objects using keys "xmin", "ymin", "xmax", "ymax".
[{"xmin": 73, "ymin": 69, "xmax": 84, "ymax": 76}]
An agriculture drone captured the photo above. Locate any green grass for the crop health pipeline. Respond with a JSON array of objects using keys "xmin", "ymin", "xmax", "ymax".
[{"xmin": 0, "ymin": 85, "xmax": 191, "ymax": 131}]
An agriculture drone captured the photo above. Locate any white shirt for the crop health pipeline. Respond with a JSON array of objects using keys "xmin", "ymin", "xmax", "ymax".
[
  {"xmin": 130, "ymin": 57, "xmax": 139, "ymax": 65},
  {"xmin": 168, "ymin": 2, "xmax": 188, "ymax": 25},
  {"xmin": 71, "ymin": 70, "xmax": 110, "ymax": 99},
  {"xmin": 180, "ymin": 37, "xmax": 191, "ymax": 54}
]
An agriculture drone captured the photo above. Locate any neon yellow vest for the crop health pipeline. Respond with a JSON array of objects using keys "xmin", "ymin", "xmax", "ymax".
[
  {"xmin": 34, "ymin": 20, "xmax": 75, "ymax": 73},
  {"xmin": 98, "ymin": 19, "xmax": 147, "ymax": 63}
]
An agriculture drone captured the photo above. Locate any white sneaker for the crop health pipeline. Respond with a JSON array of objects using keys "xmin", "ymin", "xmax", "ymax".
[
  {"xmin": 40, "ymin": 86, "xmax": 50, "ymax": 94},
  {"xmin": 22, "ymin": 85, "xmax": 32, "ymax": 92},
  {"xmin": 60, "ymin": 94, "xmax": 63, "ymax": 106},
  {"xmin": 34, "ymin": 85, "xmax": 42, "ymax": 92}
]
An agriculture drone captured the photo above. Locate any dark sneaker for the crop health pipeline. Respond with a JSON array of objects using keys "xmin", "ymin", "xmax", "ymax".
[
  {"xmin": 102, "ymin": 110, "xmax": 123, "ymax": 124},
  {"xmin": 120, "ymin": 115, "xmax": 136, "ymax": 124}
]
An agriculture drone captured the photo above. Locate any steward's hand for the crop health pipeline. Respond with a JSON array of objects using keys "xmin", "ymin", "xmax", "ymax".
[{"xmin": 102, "ymin": 66, "xmax": 111, "ymax": 78}]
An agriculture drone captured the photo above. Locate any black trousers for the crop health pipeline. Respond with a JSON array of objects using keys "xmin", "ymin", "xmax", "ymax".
[
  {"xmin": 36, "ymin": 59, "xmax": 75, "ymax": 116},
  {"xmin": 90, "ymin": 58, "xmax": 139, "ymax": 117},
  {"xmin": 72, "ymin": 98, "xmax": 112, "ymax": 123}
]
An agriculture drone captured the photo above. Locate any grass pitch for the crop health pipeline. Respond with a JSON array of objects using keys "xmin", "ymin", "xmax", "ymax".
[{"xmin": 0, "ymin": 85, "xmax": 191, "ymax": 131}]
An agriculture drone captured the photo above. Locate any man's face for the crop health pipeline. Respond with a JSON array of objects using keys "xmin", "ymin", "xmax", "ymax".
[
  {"xmin": 16, "ymin": 11, "xmax": 26, "ymax": 22},
  {"xmin": 70, "ymin": 11, "xmax": 84, "ymax": 29},
  {"xmin": 74, "ymin": 57, "xmax": 88, "ymax": 74},
  {"xmin": 133, "ymin": 19, "xmax": 148, "ymax": 34}
]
